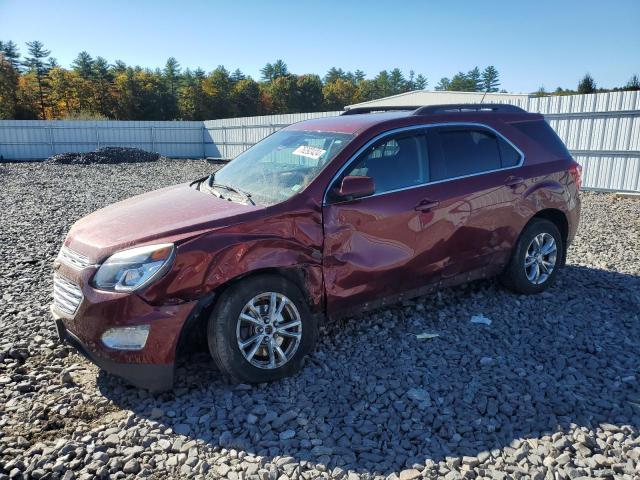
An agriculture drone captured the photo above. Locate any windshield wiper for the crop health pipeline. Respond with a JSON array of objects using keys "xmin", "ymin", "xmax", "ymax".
[
  {"xmin": 210, "ymin": 182, "xmax": 255, "ymax": 205},
  {"xmin": 205, "ymin": 172, "xmax": 255, "ymax": 205}
]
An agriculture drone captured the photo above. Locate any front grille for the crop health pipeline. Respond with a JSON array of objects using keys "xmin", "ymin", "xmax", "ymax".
[
  {"xmin": 53, "ymin": 274, "xmax": 84, "ymax": 316},
  {"xmin": 59, "ymin": 245, "xmax": 92, "ymax": 270}
]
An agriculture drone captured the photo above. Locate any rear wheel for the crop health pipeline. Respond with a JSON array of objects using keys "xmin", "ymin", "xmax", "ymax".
[
  {"xmin": 500, "ymin": 218, "xmax": 563, "ymax": 294},
  {"xmin": 207, "ymin": 275, "xmax": 317, "ymax": 383}
]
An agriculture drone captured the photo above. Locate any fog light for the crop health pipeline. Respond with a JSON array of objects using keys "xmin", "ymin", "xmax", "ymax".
[{"xmin": 101, "ymin": 325, "xmax": 150, "ymax": 350}]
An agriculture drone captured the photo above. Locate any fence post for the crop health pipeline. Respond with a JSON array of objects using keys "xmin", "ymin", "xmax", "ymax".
[
  {"xmin": 48, "ymin": 126, "xmax": 54, "ymax": 156},
  {"xmin": 223, "ymin": 126, "xmax": 228, "ymax": 159},
  {"xmin": 150, "ymin": 127, "xmax": 155, "ymax": 153},
  {"xmin": 242, "ymin": 125, "xmax": 247, "ymax": 151},
  {"xmin": 201, "ymin": 125, "xmax": 206, "ymax": 159},
  {"xmin": 96, "ymin": 126, "xmax": 100, "ymax": 149}
]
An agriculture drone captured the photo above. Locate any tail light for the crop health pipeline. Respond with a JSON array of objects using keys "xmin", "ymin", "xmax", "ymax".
[{"xmin": 569, "ymin": 162, "xmax": 582, "ymax": 190}]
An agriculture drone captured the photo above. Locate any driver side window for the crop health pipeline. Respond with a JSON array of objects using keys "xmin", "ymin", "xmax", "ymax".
[{"xmin": 343, "ymin": 132, "xmax": 428, "ymax": 195}]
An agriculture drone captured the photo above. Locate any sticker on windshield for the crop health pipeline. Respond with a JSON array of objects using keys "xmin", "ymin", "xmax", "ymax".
[{"xmin": 292, "ymin": 145, "xmax": 326, "ymax": 160}]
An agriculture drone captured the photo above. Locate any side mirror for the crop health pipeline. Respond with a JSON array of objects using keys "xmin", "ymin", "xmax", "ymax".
[{"xmin": 337, "ymin": 175, "xmax": 375, "ymax": 199}]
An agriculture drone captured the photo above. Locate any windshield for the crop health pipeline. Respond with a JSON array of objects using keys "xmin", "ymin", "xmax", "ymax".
[{"xmin": 210, "ymin": 129, "xmax": 354, "ymax": 205}]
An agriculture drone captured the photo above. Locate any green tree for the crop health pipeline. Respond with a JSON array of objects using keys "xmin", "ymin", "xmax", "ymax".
[
  {"xmin": 533, "ymin": 86, "xmax": 548, "ymax": 97},
  {"xmin": 92, "ymin": 56, "xmax": 114, "ymax": 116},
  {"xmin": 178, "ymin": 69, "xmax": 208, "ymax": 120},
  {"xmin": 202, "ymin": 66, "xmax": 233, "ymax": 118},
  {"xmin": 414, "ymin": 74, "xmax": 427, "ymax": 90},
  {"xmin": 23, "ymin": 40, "xmax": 51, "ymax": 118},
  {"xmin": 231, "ymin": 78, "xmax": 260, "ymax": 116},
  {"xmin": 230, "ymin": 68, "xmax": 246, "ymax": 82},
  {"xmin": 0, "ymin": 40, "xmax": 20, "ymax": 69},
  {"xmin": 389, "ymin": 68, "xmax": 406, "ymax": 94},
  {"xmin": 71, "ymin": 51, "xmax": 94, "ymax": 79},
  {"xmin": 162, "ymin": 57, "xmax": 181, "ymax": 119},
  {"xmin": 467, "ymin": 67, "xmax": 483, "ymax": 91},
  {"xmin": 112, "ymin": 60, "xmax": 127, "ymax": 74},
  {"xmin": 373, "ymin": 70, "xmax": 393, "ymax": 97},
  {"xmin": 264, "ymin": 74, "xmax": 297, "ymax": 113},
  {"xmin": 435, "ymin": 77, "xmax": 451, "ymax": 91},
  {"xmin": 260, "ymin": 59, "xmax": 288, "ymax": 81},
  {"xmin": 324, "ymin": 67, "xmax": 346, "ymax": 83},
  {"xmin": 577, "ymin": 73, "xmax": 596, "ymax": 94},
  {"xmin": 448, "ymin": 72, "xmax": 469, "ymax": 91},
  {"xmin": 294, "ymin": 74, "xmax": 324, "ymax": 112},
  {"xmin": 481, "ymin": 66, "xmax": 500, "ymax": 92}
]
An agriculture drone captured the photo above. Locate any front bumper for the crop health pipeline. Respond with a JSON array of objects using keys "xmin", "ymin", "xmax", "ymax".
[
  {"xmin": 53, "ymin": 311, "xmax": 175, "ymax": 392},
  {"xmin": 50, "ymin": 269, "xmax": 198, "ymax": 392}
]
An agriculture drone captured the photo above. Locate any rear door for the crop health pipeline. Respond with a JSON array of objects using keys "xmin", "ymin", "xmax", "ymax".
[{"xmin": 419, "ymin": 125, "xmax": 525, "ymax": 278}]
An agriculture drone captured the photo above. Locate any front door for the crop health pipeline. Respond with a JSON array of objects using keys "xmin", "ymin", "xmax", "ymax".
[{"xmin": 322, "ymin": 130, "xmax": 447, "ymax": 317}]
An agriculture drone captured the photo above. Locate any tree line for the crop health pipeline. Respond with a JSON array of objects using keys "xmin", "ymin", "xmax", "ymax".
[
  {"xmin": 0, "ymin": 40, "xmax": 637, "ymax": 121},
  {"xmin": 0, "ymin": 40, "xmax": 503, "ymax": 121}
]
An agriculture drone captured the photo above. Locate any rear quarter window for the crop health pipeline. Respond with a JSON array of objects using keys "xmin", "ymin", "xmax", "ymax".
[{"xmin": 510, "ymin": 120, "xmax": 571, "ymax": 159}]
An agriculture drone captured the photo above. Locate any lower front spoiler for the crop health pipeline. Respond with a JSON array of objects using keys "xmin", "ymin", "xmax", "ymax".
[{"xmin": 54, "ymin": 317, "xmax": 174, "ymax": 392}]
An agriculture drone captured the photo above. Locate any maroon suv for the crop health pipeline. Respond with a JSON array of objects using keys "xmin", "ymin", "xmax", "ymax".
[{"xmin": 52, "ymin": 104, "xmax": 581, "ymax": 391}]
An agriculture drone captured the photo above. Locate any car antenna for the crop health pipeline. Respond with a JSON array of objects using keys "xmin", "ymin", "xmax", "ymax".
[{"xmin": 480, "ymin": 85, "xmax": 489, "ymax": 104}]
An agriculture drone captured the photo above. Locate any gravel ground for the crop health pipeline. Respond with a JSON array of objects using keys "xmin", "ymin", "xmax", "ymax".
[{"xmin": 1, "ymin": 159, "xmax": 639, "ymax": 480}]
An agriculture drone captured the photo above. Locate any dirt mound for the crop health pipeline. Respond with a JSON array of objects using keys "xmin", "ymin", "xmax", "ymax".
[{"xmin": 48, "ymin": 146, "xmax": 161, "ymax": 164}]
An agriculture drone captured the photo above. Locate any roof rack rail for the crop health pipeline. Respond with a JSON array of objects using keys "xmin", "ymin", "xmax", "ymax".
[
  {"xmin": 341, "ymin": 106, "xmax": 421, "ymax": 116},
  {"xmin": 412, "ymin": 103, "xmax": 526, "ymax": 115}
]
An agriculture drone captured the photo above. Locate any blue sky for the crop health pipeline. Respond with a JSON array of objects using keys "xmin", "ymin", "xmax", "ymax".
[{"xmin": 1, "ymin": 0, "xmax": 638, "ymax": 92}]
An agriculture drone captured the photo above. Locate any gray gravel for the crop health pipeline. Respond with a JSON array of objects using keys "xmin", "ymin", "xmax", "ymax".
[{"xmin": 1, "ymin": 159, "xmax": 639, "ymax": 480}]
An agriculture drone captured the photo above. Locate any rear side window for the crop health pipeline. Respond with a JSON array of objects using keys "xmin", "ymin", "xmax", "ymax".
[
  {"xmin": 428, "ymin": 127, "xmax": 522, "ymax": 181},
  {"xmin": 428, "ymin": 128, "xmax": 499, "ymax": 181},
  {"xmin": 342, "ymin": 133, "xmax": 428, "ymax": 194},
  {"xmin": 498, "ymin": 137, "xmax": 521, "ymax": 167},
  {"xmin": 510, "ymin": 120, "xmax": 571, "ymax": 158}
]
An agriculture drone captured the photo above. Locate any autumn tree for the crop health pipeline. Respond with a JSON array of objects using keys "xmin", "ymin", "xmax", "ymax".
[
  {"xmin": 231, "ymin": 78, "xmax": 260, "ymax": 117},
  {"xmin": 0, "ymin": 53, "xmax": 18, "ymax": 118},
  {"xmin": 323, "ymin": 78, "xmax": 357, "ymax": 110}
]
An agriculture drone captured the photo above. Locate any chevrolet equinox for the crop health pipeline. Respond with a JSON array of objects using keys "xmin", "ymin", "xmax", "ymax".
[{"xmin": 51, "ymin": 104, "xmax": 581, "ymax": 391}]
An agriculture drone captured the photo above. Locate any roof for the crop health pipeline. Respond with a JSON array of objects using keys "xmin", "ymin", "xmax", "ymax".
[
  {"xmin": 286, "ymin": 111, "xmax": 410, "ymax": 134},
  {"xmin": 347, "ymin": 90, "xmax": 531, "ymax": 110},
  {"xmin": 286, "ymin": 104, "xmax": 538, "ymax": 135}
]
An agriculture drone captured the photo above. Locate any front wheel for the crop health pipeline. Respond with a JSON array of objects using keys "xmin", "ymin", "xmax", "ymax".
[
  {"xmin": 207, "ymin": 275, "xmax": 317, "ymax": 383},
  {"xmin": 500, "ymin": 218, "xmax": 564, "ymax": 294}
]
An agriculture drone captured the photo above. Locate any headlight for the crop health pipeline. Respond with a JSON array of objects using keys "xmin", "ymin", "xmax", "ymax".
[{"xmin": 92, "ymin": 243, "xmax": 175, "ymax": 292}]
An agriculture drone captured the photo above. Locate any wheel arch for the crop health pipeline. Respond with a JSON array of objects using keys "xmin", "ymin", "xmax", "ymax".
[
  {"xmin": 176, "ymin": 265, "xmax": 324, "ymax": 356},
  {"xmin": 527, "ymin": 208, "xmax": 569, "ymax": 265}
]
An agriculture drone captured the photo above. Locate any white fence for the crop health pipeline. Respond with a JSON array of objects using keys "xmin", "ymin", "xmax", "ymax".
[
  {"xmin": 0, "ymin": 120, "xmax": 205, "ymax": 160},
  {"xmin": 1, "ymin": 91, "xmax": 639, "ymax": 192}
]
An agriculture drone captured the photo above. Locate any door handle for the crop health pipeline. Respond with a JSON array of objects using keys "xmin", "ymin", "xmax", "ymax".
[
  {"xmin": 415, "ymin": 199, "xmax": 440, "ymax": 212},
  {"xmin": 505, "ymin": 176, "xmax": 524, "ymax": 188}
]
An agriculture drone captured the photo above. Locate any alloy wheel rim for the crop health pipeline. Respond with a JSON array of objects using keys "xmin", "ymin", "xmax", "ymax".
[
  {"xmin": 524, "ymin": 233, "xmax": 557, "ymax": 285},
  {"xmin": 236, "ymin": 292, "xmax": 302, "ymax": 369}
]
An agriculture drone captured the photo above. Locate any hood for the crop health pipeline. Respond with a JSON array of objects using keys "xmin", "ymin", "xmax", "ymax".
[{"xmin": 66, "ymin": 183, "xmax": 261, "ymax": 260}]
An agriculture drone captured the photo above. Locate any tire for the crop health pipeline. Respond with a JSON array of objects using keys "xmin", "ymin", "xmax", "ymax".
[
  {"xmin": 500, "ymin": 218, "xmax": 564, "ymax": 294},
  {"xmin": 207, "ymin": 274, "xmax": 317, "ymax": 383}
]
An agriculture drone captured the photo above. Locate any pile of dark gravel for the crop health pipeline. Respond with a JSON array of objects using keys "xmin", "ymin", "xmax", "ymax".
[
  {"xmin": 0, "ymin": 160, "xmax": 639, "ymax": 480},
  {"xmin": 48, "ymin": 147, "xmax": 161, "ymax": 164}
]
